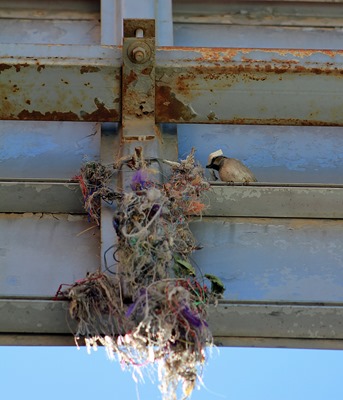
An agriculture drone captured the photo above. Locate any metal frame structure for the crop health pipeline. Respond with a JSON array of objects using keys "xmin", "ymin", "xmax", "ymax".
[{"xmin": 1, "ymin": 0, "xmax": 343, "ymax": 348}]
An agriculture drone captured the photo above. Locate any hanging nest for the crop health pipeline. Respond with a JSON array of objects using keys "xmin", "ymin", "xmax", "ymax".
[{"xmin": 59, "ymin": 148, "xmax": 224, "ymax": 400}]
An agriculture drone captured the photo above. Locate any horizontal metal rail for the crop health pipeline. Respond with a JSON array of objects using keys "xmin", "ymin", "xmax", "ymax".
[
  {"xmin": 204, "ymin": 184, "xmax": 343, "ymax": 218},
  {"xmin": 156, "ymin": 47, "xmax": 343, "ymax": 125},
  {"xmin": 2, "ymin": 180, "xmax": 343, "ymax": 218},
  {"xmin": 2, "ymin": 298, "xmax": 343, "ymax": 348},
  {"xmin": 0, "ymin": 44, "xmax": 122, "ymax": 122},
  {"xmin": 2, "ymin": 44, "xmax": 343, "ymax": 125},
  {"xmin": 0, "ymin": 181, "xmax": 83, "ymax": 213},
  {"xmin": 173, "ymin": 1, "xmax": 343, "ymax": 28}
]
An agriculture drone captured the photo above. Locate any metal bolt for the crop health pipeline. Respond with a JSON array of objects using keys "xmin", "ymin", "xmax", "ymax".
[{"xmin": 132, "ymin": 47, "xmax": 147, "ymax": 63}]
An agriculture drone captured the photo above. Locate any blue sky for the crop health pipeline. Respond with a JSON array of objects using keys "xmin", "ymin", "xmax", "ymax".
[{"xmin": 1, "ymin": 346, "xmax": 343, "ymax": 400}]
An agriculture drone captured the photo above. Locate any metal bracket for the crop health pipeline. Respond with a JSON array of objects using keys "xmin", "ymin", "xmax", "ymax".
[{"xmin": 122, "ymin": 19, "xmax": 156, "ymax": 140}]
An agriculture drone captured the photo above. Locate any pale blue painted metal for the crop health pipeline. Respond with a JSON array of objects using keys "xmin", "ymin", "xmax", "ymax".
[
  {"xmin": 1, "ymin": 19, "xmax": 100, "ymax": 45},
  {"xmin": 179, "ymin": 124, "xmax": 343, "ymax": 183},
  {"xmin": 0, "ymin": 213, "xmax": 100, "ymax": 297},
  {"xmin": 174, "ymin": 24, "xmax": 343, "ymax": 50},
  {"xmin": 191, "ymin": 218, "xmax": 343, "ymax": 303},
  {"xmin": 0, "ymin": 122, "xmax": 100, "ymax": 179},
  {"xmin": 174, "ymin": 23, "xmax": 343, "ymax": 183}
]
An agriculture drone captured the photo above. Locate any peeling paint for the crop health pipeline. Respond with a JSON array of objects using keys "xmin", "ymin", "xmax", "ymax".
[
  {"xmin": 156, "ymin": 85, "xmax": 197, "ymax": 122},
  {"xmin": 0, "ymin": 64, "xmax": 12, "ymax": 73},
  {"xmin": 30, "ymin": 184, "xmax": 52, "ymax": 193},
  {"xmin": 80, "ymin": 65, "xmax": 100, "ymax": 74},
  {"xmin": 17, "ymin": 109, "xmax": 79, "ymax": 121}
]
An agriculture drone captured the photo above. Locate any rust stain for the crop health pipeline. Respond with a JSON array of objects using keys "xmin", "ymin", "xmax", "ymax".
[
  {"xmin": 141, "ymin": 67, "xmax": 153, "ymax": 76},
  {"xmin": 9, "ymin": 98, "xmax": 119, "ymax": 122},
  {"xmin": 165, "ymin": 46, "xmax": 343, "ymax": 62},
  {"xmin": 17, "ymin": 109, "xmax": 79, "ymax": 121},
  {"xmin": 156, "ymin": 85, "xmax": 196, "ymax": 122},
  {"xmin": 0, "ymin": 64, "xmax": 11, "ymax": 73},
  {"xmin": 37, "ymin": 64, "xmax": 45, "ymax": 72},
  {"xmin": 123, "ymin": 18, "xmax": 155, "ymax": 38},
  {"xmin": 80, "ymin": 66, "xmax": 100, "ymax": 74},
  {"xmin": 228, "ymin": 117, "xmax": 341, "ymax": 127},
  {"xmin": 80, "ymin": 97, "xmax": 120, "ymax": 121},
  {"xmin": 0, "ymin": 63, "xmax": 30, "ymax": 73},
  {"xmin": 1, "ymin": 98, "xmax": 13, "ymax": 117},
  {"xmin": 207, "ymin": 111, "xmax": 217, "ymax": 121},
  {"xmin": 122, "ymin": 135, "xmax": 155, "ymax": 142},
  {"xmin": 176, "ymin": 74, "xmax": 191, "ymax": 96},
  {"xmin": 188, "ymin": 61, "xmax": 343, "ymax": 77},
  {"xmin": 161, "ymin": 47, "xmax": 343, "ymax": 76},
  {"xmin": 14, "ymin": 63, "xmax": 29, "ymax": 72},
  {"xmin": 124, "ymin": 70, "xmax": 138, "ymax": 85}
]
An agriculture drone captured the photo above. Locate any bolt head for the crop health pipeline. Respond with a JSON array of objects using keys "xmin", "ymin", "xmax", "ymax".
[{"xmin": 132, "ymin": 47, "xmax": 147, "ymax": 63}]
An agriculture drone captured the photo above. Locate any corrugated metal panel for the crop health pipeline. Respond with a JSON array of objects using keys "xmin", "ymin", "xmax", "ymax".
[{"xmin": 1, "ymin": 0, "xmax": 343, "ymax": 349}]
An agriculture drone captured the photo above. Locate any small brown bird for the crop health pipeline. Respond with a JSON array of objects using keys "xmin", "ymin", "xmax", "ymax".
[{"xmin": 206, "ymin": 149, "xmax": 257, "ymax": 183}]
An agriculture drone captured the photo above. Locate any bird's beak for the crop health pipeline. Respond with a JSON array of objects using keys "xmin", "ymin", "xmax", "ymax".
[{"xmin": 205, "ymin": 164, "xmax": 211, "ymax": 169}]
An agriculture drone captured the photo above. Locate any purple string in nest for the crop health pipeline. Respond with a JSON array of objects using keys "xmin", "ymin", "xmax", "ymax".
[
  {"xmin": 126, "ymin": 288, "xmax": 147, "ymax": 317},
  {"xmin": 181, "ymin": 305, "xmax": 208, "ymax": 328},
  {"xmin": 131, "ymin": 169, "xmax": 148, "ymax": 191}
]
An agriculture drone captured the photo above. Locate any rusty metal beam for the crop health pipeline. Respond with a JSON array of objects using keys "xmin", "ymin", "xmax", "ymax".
[
  {"xmin": 155, "ymin": 47, "xmax": 343, "ymax": 126},
  {"xmin": 2, "ymin": 45, "xmax": 343, "ymax": 125},
  {"xmin": 0, "ymin": 44, "xmax": 121, "ymax": 122}
]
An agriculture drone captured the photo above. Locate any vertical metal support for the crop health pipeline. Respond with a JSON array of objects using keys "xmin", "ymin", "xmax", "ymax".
[
  {"xmin": 101, "ymin": 16, "xmax": 177, "ymax": 272},
  {"xmin": 122, "ymin": 19, "xmax": 156, "ymax": 140},
  {"xmin": 101, "ymin": 0, "xmax": 121, "ymax": 45}
]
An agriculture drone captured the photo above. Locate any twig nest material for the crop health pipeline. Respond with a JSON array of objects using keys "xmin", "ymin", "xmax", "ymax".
[
  {"xmin": 61, "ymin": 148, "xmax": 224, "ymax": 400},
  {"xmin": 146, "ymin": 187, "xmax": 162, "ymax": 202}
]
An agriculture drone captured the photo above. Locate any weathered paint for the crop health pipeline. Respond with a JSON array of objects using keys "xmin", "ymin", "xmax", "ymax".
[
  {"xmin": 0, "ymin": 44, "xmax": 122, "ymax": 122},
  {"xmin": 122, "ymin": 19, "xmax": 156, "ymax": 138},
  {"xmin": 155, "ymin": 47, "xmax": 343, "ymax": 125},
  {"xmin": 2, "ymin": 45, "xmax": 343, "ymax": 125}
]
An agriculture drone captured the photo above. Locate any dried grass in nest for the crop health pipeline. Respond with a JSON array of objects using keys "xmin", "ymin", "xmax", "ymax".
[
  {"xmin": 64, "ymin": 276, "xmax": 211, "ymax": 399},
  {"xmin": 74, "ymin": 161, "xmax": 114, "ymax": 225},
  {"xmin": 112, "ymin": 187, "xmax": 197, "ymax": 298},
  {"xmin": 62, "ymin": 149, "xmax": 219, "ymax": 400}
]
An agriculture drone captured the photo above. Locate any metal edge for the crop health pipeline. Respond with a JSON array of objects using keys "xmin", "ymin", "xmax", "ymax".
[{"xmin": 2, "ymin": 299, "xmax": 343, "ymax": 346}]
